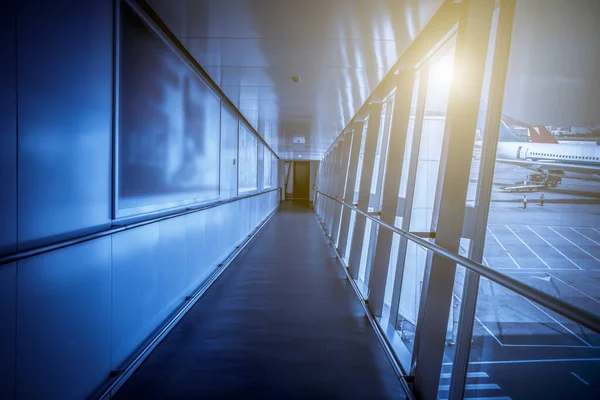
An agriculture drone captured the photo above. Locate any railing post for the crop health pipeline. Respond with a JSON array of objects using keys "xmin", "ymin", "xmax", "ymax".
[
  {"xmin": 337, "ymin": 121, "xmax": 364, "ymax": 260},
  {"xmin": 367, "ymin": 69, "xmax": 416, "ymax": 317},
  {"xmin": 348, "ymin": 102, "xmax": 383, "ymax": 280},
  {"xmin": 411, "ymin": 1, "xmax": 496, "ymax": 399}
]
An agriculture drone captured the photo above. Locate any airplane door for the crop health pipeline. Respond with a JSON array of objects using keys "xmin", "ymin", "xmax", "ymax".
[{"xmin": 520, "ymin": 147, "xmax": 529, "ymax": 159}]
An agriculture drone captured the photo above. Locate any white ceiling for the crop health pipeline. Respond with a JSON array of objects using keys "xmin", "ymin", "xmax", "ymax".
[{"xmin": 147, "ymin": 0, "xmax": 443, "ymax": 159}]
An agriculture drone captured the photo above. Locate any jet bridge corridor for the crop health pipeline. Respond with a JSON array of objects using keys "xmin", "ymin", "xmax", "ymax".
[{"xmin": 2, "ymin": 0, "xmax": 600, "ymax": 399}]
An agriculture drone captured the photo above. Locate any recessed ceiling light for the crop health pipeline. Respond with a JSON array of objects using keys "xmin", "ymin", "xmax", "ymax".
[{"xmin": 297, "ymin": 154, "xmax": 302, "ymax": 158}]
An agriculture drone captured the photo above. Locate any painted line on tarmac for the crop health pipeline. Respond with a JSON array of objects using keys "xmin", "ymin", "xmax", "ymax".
[
  {"xmin": 487, "ymin": 228, "xmax": 508, "ymax": 251},
  {"xmin": 549, "ymin": 227, "xmax": 600, "ymax": 263},
  {"xmin": 527, "ymin": 226, "xmax": 582, "ymax": 270},
  {"xmin": 571, "ymin": 228, "xmax": 600, "ymax": 247},
  {"xmin": 440, "ymin": 371, "xmax": 489, "ymax": 379},
  {"xmin": 570, "ymin": 372, "xmax": 589, "ymax": 385},
  {"xmin": 443, "ymin": 358, "xmax": 600, "ymax": 366},
  {"xmin": 593, "ymin": 228, "xmax": 600, "ymax": 235},
  {"xmin": 487, "ymin": 228, "xmax": 521, "ymax": 268},
  {"xmin": 454, "ymin": 294, "xmax": 598, "ymax": 349},
  {"xmin": 547, "ymin": 273, "xmax": 600, "ymax": 305},
  {"xmin": 441, "ymin": 397, "xmax": 511, "ymax": 400},
  {"xmin": 439, "ymin": 383, "xmax": 500, "ymax": 391},
  {"xmin": 492, "ymin": 268, "xmax": 600, "ymax": 272},
  {"xmin": 505, "ymin": 225, "xmax": 549, "ymax": 268},
  {"xmin": 522, "ymin": 297, "xmax": 593, "ymax": 348}
]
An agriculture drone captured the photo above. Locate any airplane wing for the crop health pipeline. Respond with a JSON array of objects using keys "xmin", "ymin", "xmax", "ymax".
[{"xmin": 496, "ymin": 158, "xmax": 600, "ymax": 174}]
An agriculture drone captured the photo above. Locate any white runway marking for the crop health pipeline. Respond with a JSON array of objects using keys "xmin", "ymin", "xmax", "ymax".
[
  {"xmin": 505, "ymin": 225, "xmax": 549, "ymax": 268},
  {"xmin": 439, "ymin": 383, "xmax": 500, "ymax": 391},
  {"xmin": 570, "ymin": 372, "xmax": 589, "ymax": 385},
  {"xmin": 549, "ymin": 227, "xmax": 600, "ymax": 263},
  {"xmin": 487, "ymin": 228, "xmax": 507, "ymax": 251},
  {"xmin": 593, "ymin": 228, "xmax": 600, "ymax": 235},
  {"xmin": 443, "ymin": 357, "xmax": 600, "ymax": 366},
  {"xmin": 522, "ymin": 297, "xmax": 592, "ymax": 348},
  {"xmin": 440, "ymin": 371, "xmax": 489, "ymax": 379},
  {"xmin": 547, "ymin": 273, "xmax": 600, "ymax": 305},
  {"xmin": 487, "ymin": 228, "xmax": 521, "ymax": 268},
  {"xmin": 571, "ymin": 228, "xmax": 600, "ymax": 247},
  {"xmin": 527, "ymin": 226, "xmax": 582, "ymax": 270}
]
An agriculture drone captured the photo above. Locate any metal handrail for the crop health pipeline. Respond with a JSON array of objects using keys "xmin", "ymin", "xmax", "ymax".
[
  {"xmin": 314, "ymin": 188, "xmax": 600, "ymax": 334},
  {"xmin": 0, "ymin": 188, "xmax": 280, "ymax": 266}
]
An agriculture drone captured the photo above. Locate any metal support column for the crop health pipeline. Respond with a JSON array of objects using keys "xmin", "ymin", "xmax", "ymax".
[
  {"xmin": 348, "ymin": 102, "xmax": 383, "ymax": 280},
  {"xmin": 321, "ymin": 153, "xmax": 333, "ymax": 226},
  {"xmin": 337, "ymin": 121, "xmax": 365, "ymax": 259},
  {"xmin": 362, "ymin": 101, "xmax": 394, "ymax": 287},
  {"xmin": 388, "ymin": 68, "xmax": 428, "ymax": 323},
  {"xmin": 411, "ymin": 2, "xmax": 496, "ymax": 399},
  {"xmin": 331, "ymin": 131, "xmax": 353, "ymax": 246},
  {"xmin": 367, "ymin": 70, "xmax": 416, "ymax": 317},
  {"xmin": 326, "ymin": 142, "xmax": 344, "ymax": 234},
  {"xmin": 448, "ymin": 1, "xmax": 516, "ymax": 399}
]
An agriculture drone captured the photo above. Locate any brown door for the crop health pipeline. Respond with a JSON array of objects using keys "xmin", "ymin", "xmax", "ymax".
[{"xmin": 292, "ymin": 161, "xmax": 310, "ymax": 199}]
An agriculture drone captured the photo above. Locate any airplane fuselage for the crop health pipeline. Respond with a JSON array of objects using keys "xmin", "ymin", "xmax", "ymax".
[{"xmin": 496, "ymin": 142, "xmax": 600, "ymax": 181}]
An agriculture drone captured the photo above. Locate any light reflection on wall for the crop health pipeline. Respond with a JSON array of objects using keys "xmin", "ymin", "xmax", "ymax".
[{"xmin": 118, "ymin": 2, "xmax": 220, "ymax": 211}]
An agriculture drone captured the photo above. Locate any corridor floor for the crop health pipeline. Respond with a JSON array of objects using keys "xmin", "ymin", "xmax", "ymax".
[{"xmin": 116, "ymin": 200, "xmax": 407, "ymax": 399}]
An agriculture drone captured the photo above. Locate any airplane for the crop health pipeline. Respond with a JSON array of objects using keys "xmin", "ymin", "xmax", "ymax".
[{"xmin": 495, "ymin": 119, "xmax": 600, "ymax": 183}]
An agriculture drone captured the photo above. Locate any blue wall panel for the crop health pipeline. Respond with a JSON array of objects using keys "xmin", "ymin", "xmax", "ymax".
[
  {"xmin": 16, "ymin": 239, "xmax": 112, "ymax": 400},
  {"xmin": 111, "ymin": 223, "xmax": 162, "ymax": 369},
  {"xmin": 0, "ymin": 1, "xmax": 17, "ymax": 255},
  {"xmin": 111, "ymin": 217, "xmax": 188, "ymax": 369},
  {"xmin": 185, "ymin": 211, "xmax": 213, "ymax": 293},
  {"xmin": 17, "ymin": 0, "xmax": 113, "ymax": 248},
  {"xmin": 0, "ymin": 263, "xmax": 16, "ymax": 400}
]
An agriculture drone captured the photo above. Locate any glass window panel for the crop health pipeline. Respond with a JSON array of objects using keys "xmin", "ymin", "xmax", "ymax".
[
  {"xmin": 220, "ymin": 105, "xmax": 238, "ymax": 198},
  {"xmin": 464, "ymin": 1, "xmax": 600, "ymax": 398},
  {"xmin": 238, "ymin": 124, "xmax": 258, "ymax": 192},
  {"xmin": 263, "ymin": 150, "xmax": 272, "ymax": 189},
  {"xmin": 353, "ymin": 120, "xmax": 369, "ymax": 204},
  {"xmin": 382, "ymin": 73, "xmax": 421, "ymax": 320},
  {"xmin": 396, "ymin": 37, "xmax": 457, "ymax": 356},
  {"xmin": 117, "ymin": 3, "xmax": 220, "ymax": 213},
  {"xmin": 465, "ymin": 279, "xmax": 600, "ymax": 399}
]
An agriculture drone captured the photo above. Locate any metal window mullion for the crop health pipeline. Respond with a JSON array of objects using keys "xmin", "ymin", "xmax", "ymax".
[
  {"xmin": 448, "ymin": 1, "xmax": 516, "ymax": 399},
  {"xmin": 388, "ymin": 66, "xmax": 429, "ymax": 323},
  {"xmin": 332, "ymin": 132, "xmax": 354, "ymax": 246},
  {"xmin": 321, "ymin": 154, "xmax": 333, "ymax": 221},
  {"xmin": 368, "ymin": 70, "xmax": 416, "ymax": 317},
  {"xmin": 411, "ymin": 2, "xmax": 496, "ymax": 399},
  {"xmin": 326, "ymin": 143, "xmax": 344, "ymax": 233},
  {"xmin": 324, "ymin": 148, "xmax": 338, "ymax": 230},
  {"xmin": 317, "ymin": 158, "xmax": 328, "ymax": 216},
  {"xmin": 362, "ymin": 101, "xmax": 395, "ymax": 287},
  {"xmin": 348, "ymin": 102, "xmax": 383, "ymax": 280},
  {"xmin": 337, "ymin": 121, "xmax": 365, "ymax": 258}
]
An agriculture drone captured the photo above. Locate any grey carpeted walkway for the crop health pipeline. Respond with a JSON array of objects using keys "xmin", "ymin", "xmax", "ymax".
[{"xmin": 115, "ymin": 200, "xmax": 406, "ymax": 399}]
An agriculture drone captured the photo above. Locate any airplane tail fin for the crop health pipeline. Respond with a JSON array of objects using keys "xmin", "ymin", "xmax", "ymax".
[{"xmin": 534, "ymin": 125, "xmax": 559, "ymax": 144}]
